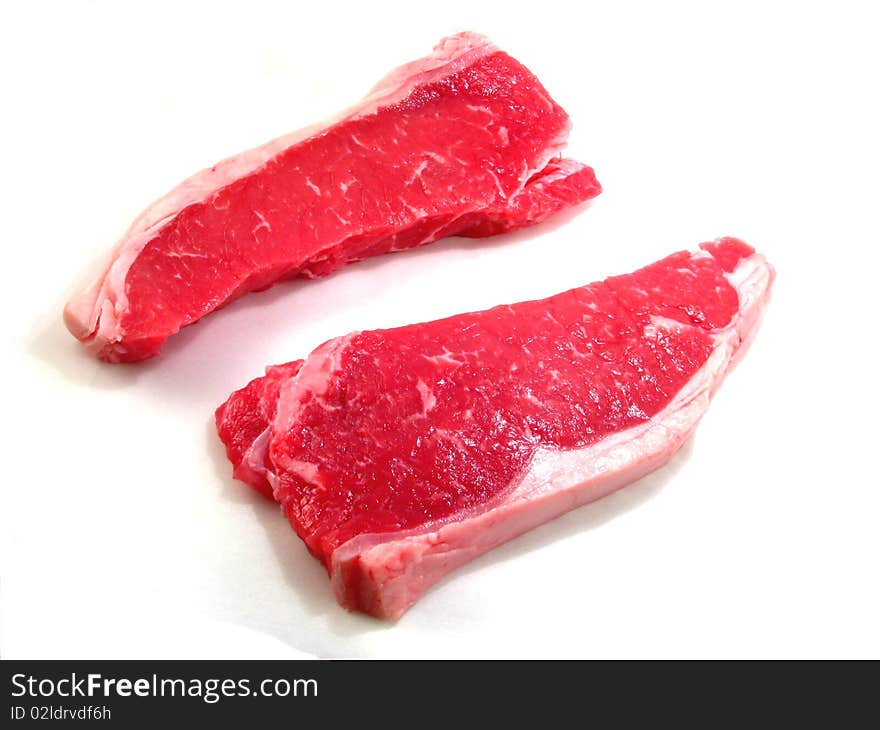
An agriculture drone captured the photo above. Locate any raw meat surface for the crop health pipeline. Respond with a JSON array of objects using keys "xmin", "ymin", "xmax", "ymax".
[
  {"xmin": 64, "ymin": 32, "xmax": 601, "ymax": 362},
  {"xmin": 215, "ymin": 361, "xmax": 303, "ymax": 499},
  {"xmin": 216, "ymin": 238, "xmax": 774, "ymax": 619}
]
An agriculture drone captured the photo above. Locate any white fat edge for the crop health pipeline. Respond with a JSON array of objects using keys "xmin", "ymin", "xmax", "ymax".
[
  {"xmin": 512, "ymin": 342, "xmax": 732, "ymax": 502},
  {"xmin": 725, "ymin": 250, "xmax": 774, "ymax": 300},
  {"xmin": 242, "ymin": 428, "xmax": 271, "ymax": 479}
]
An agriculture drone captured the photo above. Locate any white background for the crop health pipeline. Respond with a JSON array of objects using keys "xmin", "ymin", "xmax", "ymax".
[{"xmin": 2, "ymin": 0, "xmax": 878, "ymax": 659}]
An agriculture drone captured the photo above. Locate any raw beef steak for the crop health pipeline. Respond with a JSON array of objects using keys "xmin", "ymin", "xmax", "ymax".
[
  {"xmin": 64, "ymin": 32, "xmax": 601, "ymax": 362},
  {"xmin": 216, "ymin": 237, "xmax": 774, "ymax": 619}
]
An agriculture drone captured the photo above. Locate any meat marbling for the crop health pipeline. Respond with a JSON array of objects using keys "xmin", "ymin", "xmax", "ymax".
[
  {"xmin": 215, "ymin": 237, "xmax": 774, "ymax": 619},
  {"xmin": 64, "ymin": 32, "xmax": 601, "ymax": 362}
]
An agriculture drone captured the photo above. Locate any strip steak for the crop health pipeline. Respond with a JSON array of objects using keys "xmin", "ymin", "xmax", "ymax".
[
  {"xmin": 64, "ymin": 32, "xmax": 601, "ymax": 362},
  {"xmin": 216, "ymin": 237, "xmax": 774, "ymax": 618}
]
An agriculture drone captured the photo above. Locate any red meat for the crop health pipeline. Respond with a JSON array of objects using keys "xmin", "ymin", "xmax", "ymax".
[
  {"xmin": 216, "ymin": 237, "xmax": 774, "ymax": 618},
  {"xmin": 64, "ymin": 33, "xmax": 601, "ymax": 362}
]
